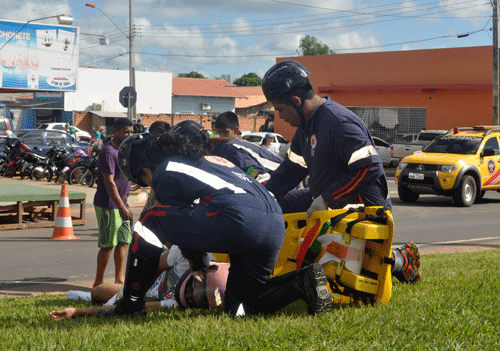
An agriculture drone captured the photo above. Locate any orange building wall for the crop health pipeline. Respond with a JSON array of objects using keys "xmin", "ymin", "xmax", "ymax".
[{"xmin": 274, "ymin": 46, "xmax": 494, "ymax": 141}]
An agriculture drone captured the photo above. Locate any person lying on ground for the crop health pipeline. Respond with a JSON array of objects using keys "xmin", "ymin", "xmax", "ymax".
[{"xmin": 50, "ymin": 245, "xmax": 203, "ymax": 320}]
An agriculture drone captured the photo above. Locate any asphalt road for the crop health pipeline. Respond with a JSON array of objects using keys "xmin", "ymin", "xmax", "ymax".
[{"xmin": 1, "ymin": 168, "xmax": 499, "ymax": 297}]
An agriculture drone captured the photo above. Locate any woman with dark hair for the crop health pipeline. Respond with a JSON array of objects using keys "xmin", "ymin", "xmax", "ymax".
[
  {"xmin": 142, "ymin": 120, "xmax": 172, "ymax": 210},
  {"xmin": 148, "ymin": 120, "xmax": 170, "ymax": 135},
  {"xmin": 260, "ymin": 133, "xmax": 280, "ymax": 156},
  {"xmin": 96, "ymin": 120, "xmax": 331, "ymax": 318}
]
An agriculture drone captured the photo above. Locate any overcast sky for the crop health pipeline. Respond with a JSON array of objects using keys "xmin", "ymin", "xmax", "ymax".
[{"xmin": 0, "ymin": 0, "xmax": 493, "ymax": 81}]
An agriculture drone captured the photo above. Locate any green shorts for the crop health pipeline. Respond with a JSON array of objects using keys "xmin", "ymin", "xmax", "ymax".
[{"xmin": 95, "ymin": 206, "xmax": 132, "ymax": 248}]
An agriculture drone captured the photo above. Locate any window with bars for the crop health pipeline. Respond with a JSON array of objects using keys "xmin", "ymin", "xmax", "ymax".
[{"xmin": 346, "ymin": 107, "xmax": 426, "ymax": 144}]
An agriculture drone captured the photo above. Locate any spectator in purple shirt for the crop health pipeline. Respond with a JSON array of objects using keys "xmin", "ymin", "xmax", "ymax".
[{"xmin": 93, "ymin": 118, "xmax": 134, "ymax": 288}]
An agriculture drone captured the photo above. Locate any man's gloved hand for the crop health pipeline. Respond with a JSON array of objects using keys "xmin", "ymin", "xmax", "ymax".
[{"xmin": 306, "ymin": 195, "xmax": 328, "ymax": 218}]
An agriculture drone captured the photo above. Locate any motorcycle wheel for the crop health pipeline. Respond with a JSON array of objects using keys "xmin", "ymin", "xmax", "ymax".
[
  {"xmin": 69, "ymin": 166, "xmax": 93, "ymax": 186},
  {"xmin": 20, "ymin": 162, "xmax": 33, "ymax": 179},
  {"xmin": 88, "ymin": 172, "xmax": 96, "ymax": 188},
  {"xmin": 55, "ymin": 173, "xmax": 67, "ymax": 184},
  {"xmin": 5, "ymin": 165, "xmax": 17, "ymax": 178},
  {"xmin": 31, "ymin": 165, "xmax": 53, "ymax": 182}
]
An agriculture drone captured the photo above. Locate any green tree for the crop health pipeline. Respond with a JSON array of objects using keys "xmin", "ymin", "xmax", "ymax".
[
  {"xmin": 233, "ymin": 73, "xmax": 262, "ymax": 86},
  {"xmin": 178, "ymin": 71, "xmax": 206, "ymax": 78},
  {"xmin": 217, "ymin": 74, "xmax": 231, "ymax": 82},
  {"xmin": 298, "ymin": 35, "xmax": 334, "ymax": 56}
]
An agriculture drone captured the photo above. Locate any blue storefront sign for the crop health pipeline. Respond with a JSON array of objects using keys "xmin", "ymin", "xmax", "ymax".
[{"xmin": 0, "ymin": 20, "xmax": 78, "ymax": 91}]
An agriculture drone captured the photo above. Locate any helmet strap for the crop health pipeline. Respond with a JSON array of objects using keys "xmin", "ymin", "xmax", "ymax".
[{"xmin": 287, "ymin": 96, "xmax": 307, "ymax": 128}]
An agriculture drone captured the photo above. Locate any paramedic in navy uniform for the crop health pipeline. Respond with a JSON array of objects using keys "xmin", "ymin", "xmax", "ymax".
[
  {"xmin": 103, "ymin": 120, "xmax": 332, "ymax": 318},
  {"xmin": 262, "ymin": 60, "xmax": 392, "ymax": 215},
  {"xmin": 211, "ymin": 111, "xmax": 283, "ymax": 183},
  {"xmin": 261, "ymin": 61, "xmax": 421, "ymax": 284}
]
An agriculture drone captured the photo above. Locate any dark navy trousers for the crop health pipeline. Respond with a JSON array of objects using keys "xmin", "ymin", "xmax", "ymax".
[{"xmin": 132, "ymin": 200, "xmax": 286, "ymax": 314}]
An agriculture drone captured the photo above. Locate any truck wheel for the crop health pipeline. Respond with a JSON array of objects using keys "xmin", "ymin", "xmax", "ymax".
[
  {"xmin": 475, "ymin": 190, "xmax": 486, "ymax": 203},
  {"xmin": 398, "ymin": 184, "xmax": 419, "ymax": 203},
  {"xmin": 453, "ymin": 175, "xmax": 476, "ymax": 207}
]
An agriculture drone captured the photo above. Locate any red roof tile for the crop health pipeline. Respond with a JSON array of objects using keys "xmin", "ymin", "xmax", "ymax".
[
  {"xmin": 172, "ymin": 77, "xmax": 245, "ymax": 98},
  {"xmin": 232, "ymin": 86, "xmax": 268, "ymax": 108}
]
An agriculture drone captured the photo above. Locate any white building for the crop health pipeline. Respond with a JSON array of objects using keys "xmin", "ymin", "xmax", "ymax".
[{"xmin": 64, "ymin": 67, "xmax": 172, "ymax": 133}]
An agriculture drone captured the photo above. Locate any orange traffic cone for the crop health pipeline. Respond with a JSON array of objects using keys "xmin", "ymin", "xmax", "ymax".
[{"xmin": 51, "ymin": 184, "xmax": 79, "ymax": 240}]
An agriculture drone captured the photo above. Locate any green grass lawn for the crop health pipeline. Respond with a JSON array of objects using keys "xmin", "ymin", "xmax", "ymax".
[{"xmin": 1, "ymin": 250, "xmax": 499, "ymax": 351}]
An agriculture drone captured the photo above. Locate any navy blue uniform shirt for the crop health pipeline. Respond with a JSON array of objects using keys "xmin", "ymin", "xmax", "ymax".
[
  {"xmin": 266, "ymin": 98, "xmax": 392, "ymax": 210},
  {"xmin": 211, "ymin": 139, "xmax": 283, "ymax": 180},
  {"xmin": 152, "ymin": 154, "xmax": 281, "ymax": 213}
]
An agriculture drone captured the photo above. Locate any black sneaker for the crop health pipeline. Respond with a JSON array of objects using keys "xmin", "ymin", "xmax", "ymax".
[
  {"xmin": 301, "ymin": 263, "xmax": 332, "ymax": 316},
  {"xmin": 96, "ymin": 298, "xmax": 147, "ymax": 318}
]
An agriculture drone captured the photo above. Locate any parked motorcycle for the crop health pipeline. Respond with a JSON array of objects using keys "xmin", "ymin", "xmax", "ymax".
[
  {"xmin": 2, "ymin": 139, "xmax": 32, "ymax": 178},
  {"xmin": 30, "ymin": 145, "xmax": 69, "ymax": 182},
  {"xmin": 0, "ymin": 143, "xmax": 13, "ymax": 176},
  {"xmin": 19, "ymin": 150, "xmax": 49, "ymax": 179},
  {"xmin": 54, "ymin": 147, "xmax": 87, "ymax": 184},
  {"xmin": 68, "ymin": 154, "xmax": 98, "ymax": 187}
]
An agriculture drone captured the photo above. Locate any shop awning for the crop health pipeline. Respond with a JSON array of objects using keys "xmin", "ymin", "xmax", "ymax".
[{"xmin": 91, "ymin": 111, "xmax": 127, "ymax": 118}]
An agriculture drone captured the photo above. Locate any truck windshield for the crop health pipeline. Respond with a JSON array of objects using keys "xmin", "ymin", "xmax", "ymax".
[
  {"xmin": 424, "ymin": 136, "xmax": 482, "ymax": 154},
  {"xmin": 0, "ymin": 106, "xmax": 7, "ymax": 117}
]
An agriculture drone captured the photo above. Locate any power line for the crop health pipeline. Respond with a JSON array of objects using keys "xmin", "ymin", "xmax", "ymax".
[
  {"xmin": 135, "ymin": 0, "xmax": 488, "ymax": 31},
  {"xmin": 131, "ymin": 24, "xmax": 489, "ymax": 59},
  {"xmin": 133, "ymin": 2, "xmax": 490, "ymax": 39},
  {"xmin": 80, "ymin": 52, "xmax": 128, "ymax": 68},
  {"xmin": 133, "ymin": 0, "xmax": 488, "ymax": 38},
  {"xmin": 134, "ymin": 0, "xmax": 488, "ymax": 36},
  {"xmin": 266, "ymin": 0, "xmax": 488, "ymax": 18}
]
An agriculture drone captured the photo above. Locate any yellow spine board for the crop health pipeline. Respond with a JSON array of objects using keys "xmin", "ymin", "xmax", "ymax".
[{"xmin": 212, "ymin": 206, "xmax": 394, "ymax": 306}]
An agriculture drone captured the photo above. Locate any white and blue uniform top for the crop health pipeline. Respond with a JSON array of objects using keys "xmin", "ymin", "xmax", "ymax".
[
  {"xmin": 211, "ymin": 139, "xmax": 283, "ymax": 182},
  {"xmin": 152, "ymin": 154, "xmax": 281, "ymax": 213},
  {"xmin": 266, "ymin": 97, "xmax": 392, "ymax": 210}
]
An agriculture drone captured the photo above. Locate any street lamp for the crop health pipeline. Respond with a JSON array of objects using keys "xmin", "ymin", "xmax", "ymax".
[
  {"xmin": 81, "ymin": 32, "xmax": 110, "ymax": 45},
  {"xmin": 56, "ymin": 16, "xmax": 74, "ymax": 25},
  {"xmin": 85, "ymin": 2, "xmax": 137, "ymax": 123},
  {"xmin": 85, "ymin": 3, "xmax": 127, "ymax": 38},
  {"xmin": 99, "ymin": 36, "xmax": 110, "ymax": 45},
  {"xmin": 0, "ymin": 14, "xmax": 74, "ymax": 52}
]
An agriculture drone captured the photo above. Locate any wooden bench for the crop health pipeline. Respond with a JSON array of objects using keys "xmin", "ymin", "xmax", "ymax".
[{"xmin": 0, "ymin": 185, "xmax": 86, "ymax": 230}]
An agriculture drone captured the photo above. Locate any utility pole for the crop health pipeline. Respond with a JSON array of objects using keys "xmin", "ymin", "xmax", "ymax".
[
  {"xmin": 129, "ymin": 0, "xmax": 137, "ymax": 123},
  {"xmin": 493, "ymin": 0, "xmax": 499, "ymax": 125}
]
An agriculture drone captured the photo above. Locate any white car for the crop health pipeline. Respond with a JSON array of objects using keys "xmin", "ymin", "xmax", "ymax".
[
  {"xmin": 38, "ymin": 123, "xmax": 92, "ymax": 142},
  {"xmin": 241, "ymin": 132, "xmax": 290, "ymax": 158},
  {"xmin": 372, "ymin": 136, "xmax": 393, "ymax": 166},
  {"xmin": 239, "ymin": 130, "xmax": 252, "ymax": 137}
]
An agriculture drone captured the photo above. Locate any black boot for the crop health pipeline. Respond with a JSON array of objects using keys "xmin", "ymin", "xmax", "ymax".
[
  {"xmin": 249, "ymin": 263, "xmax": 332, "ymax": 316},
  {"xmin": 98, "ymin": 250, "xmax": 161, "ymax": 318}
]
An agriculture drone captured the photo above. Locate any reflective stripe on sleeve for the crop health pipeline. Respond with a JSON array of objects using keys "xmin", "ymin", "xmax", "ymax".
[
  {"xmin": 166, "ymin": 162, "xmax": 246, "ymax": 194},
  {"xmin": 232, "ymin": 144, "xmax": 281, "ymax": 171},
  {"xmin": 287, "ymin": 148, "xmax": 307, "ymax": 168},
  {"xmin": 347, "ymin": 145, "xmax": 377, "ymax": 166},
  {"xmin": 133, "ymin": 221, "xmax": 163, "ymax": 248}
]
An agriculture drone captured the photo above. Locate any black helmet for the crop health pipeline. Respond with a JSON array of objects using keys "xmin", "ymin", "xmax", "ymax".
[
  {"xmin": 170, "ymin": 120, "xmax": 210, "ymax": 144},
  {"xmin": 262, "ymin": 60, "xmax": 310, "ymax": 102},
  {"xmin": 118, "ymin": 133, "xmax": 151, "ymax": 187}
]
